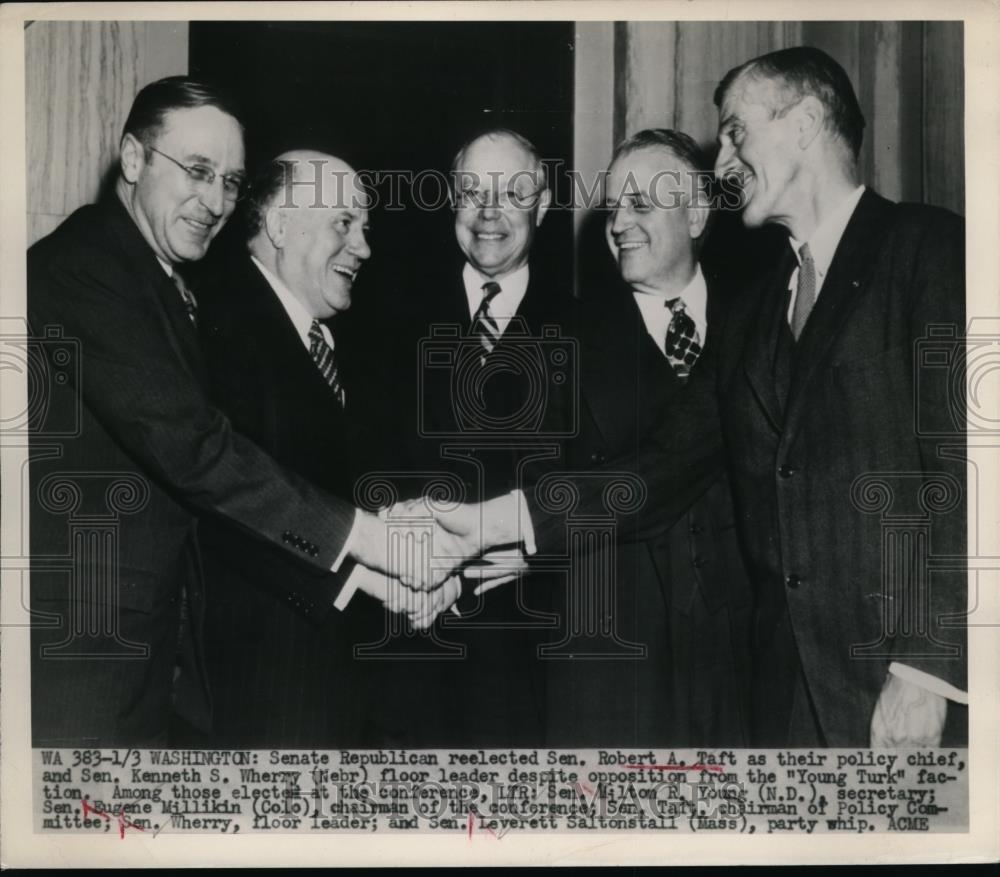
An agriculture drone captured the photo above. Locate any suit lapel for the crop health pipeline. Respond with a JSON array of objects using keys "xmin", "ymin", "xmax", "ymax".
[
  {"xmin": 741, "ymin": 248, "xmax": 795, "ymax": 435},
  {"xmin": 582, "ymin": 290, "xmax": 684, "ymax": 449},
  {"xmin": 104, "ymin": 197, "xmax": 205, "ymax": 376},
  {"xmin": 783, "ymin": 191, "xmax": 896, "ymax": 443}
]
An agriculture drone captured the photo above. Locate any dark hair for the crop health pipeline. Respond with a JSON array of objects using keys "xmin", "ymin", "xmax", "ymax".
[
  {"xmin": 611, "ymin": 128, "xmax": 709, "ymax": 180},
  {"xmin": 609, "ymin": 128, "xmax": 713, "ymax": 250},
  {"xmin": 713, "ymin": 46, "xmax": 866, "ymax": 159},
  {"xmin": 121, "ymin": 76, "xmax": 244, "ymax": 146},
  {"xmin": 450, "ymin": 128, "xmax": 547, "ymax": 190},
  {"xmin": 244, "ymin": 158, "xmax": 294, "ymax": 241}
]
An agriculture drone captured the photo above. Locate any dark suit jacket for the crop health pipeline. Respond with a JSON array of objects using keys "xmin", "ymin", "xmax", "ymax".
[
  {"xmin": 544, "ymin": 271, "xmax": 753, "ymax": 747},
  {"xmin": 27, "ymin": 196, "xmax": 356, "ymax": 747},
  {"xmin": 365, "ymin": 256, "xmax": 572, "ymax": 747},
  {"xmin": 529, "ymin": 190, "xmax": 967, "ymax": 746},
  {"xmin": 195, "ymin": 254, "xmax": 384, "ymax": 747}
]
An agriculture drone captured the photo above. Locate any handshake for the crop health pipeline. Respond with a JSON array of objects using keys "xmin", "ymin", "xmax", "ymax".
[{"xmin": 344, "ymin": 491, "xmax": 534, "ymax": 628}]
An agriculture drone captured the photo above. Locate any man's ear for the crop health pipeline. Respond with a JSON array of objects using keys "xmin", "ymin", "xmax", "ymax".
[
  {"xmin": 263, "ymin": 206, "xmax": 286, "ymax": 248},
  {"xmin": 687, "ymin": 196, "xmax": 710, "ymax": 241},
  {"xmin": 794, "ymin": 95, "xmax": 825, "ymax": 150},
  {"xmin": 119, "ymin": 133, "xmax": 146, "ymax": 184},
  {"xmin": 535, "ymin": 188, "xmax": 552, "ymax": 227}
]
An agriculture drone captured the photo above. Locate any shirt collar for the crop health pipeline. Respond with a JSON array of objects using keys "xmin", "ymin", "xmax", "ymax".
[
  {"xmin": 250, "ymin": 254, "xmax": 332, "ymax": 350},
  {"xmin": 788, "ymin": 184, "xmax": 866, "ymax": 283},
  {"xmin": 631, "ymin": 264, "xmax": 708, "ymax": 343},
  {"xmin": 156, "ymin": 257, "xmax": 173, "ymax": 277},
  {"xmin": 462, "ymin": 261, "xmax": 531, "ymax": 324}
]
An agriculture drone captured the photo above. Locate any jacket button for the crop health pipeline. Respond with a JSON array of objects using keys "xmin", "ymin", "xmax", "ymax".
[
  {"xmin": 778, "ymin": 464, "xmax": 796, "ymax": 478},
  {"xmin": 689, "ymin": 524, "xmax": 704, "ymax": 535},
  {"xmin": 692, "ymin": 556, "xmax": 707, "ymax": 568},
  {"xmin": 785, "ymin": 574, "xmax": 802, "ymax": 589}
]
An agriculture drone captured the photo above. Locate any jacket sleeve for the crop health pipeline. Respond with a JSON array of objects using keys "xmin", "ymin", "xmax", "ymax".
[{"xmin": 28, "ymin": 238, "xmax": 356, "ymax": 610}]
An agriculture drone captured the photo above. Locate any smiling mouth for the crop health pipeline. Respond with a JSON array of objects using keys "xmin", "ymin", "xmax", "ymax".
[
  {"xmin": 331, "ymin": 264, "xmax": 358, "ymax": 282},
  {"xmin": 475, "ymin": 232, "xmax": 506, "ymax": 241},
  {"xmin": 617, "ymin": 241, "xmax": 647, "ymax": 252},
  {"xmin": 183, "ymin": 217, "xmax": 215, "ymax": 234}
]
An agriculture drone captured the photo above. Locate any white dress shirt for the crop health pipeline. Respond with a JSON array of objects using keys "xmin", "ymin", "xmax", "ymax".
[
  {"xmin": 250, "ymin": 255, "xmax": 336, "ymax": 352},
  {"xmin": 462, "ymin": 262, "xmax": 530, "ymax": 335},
  {"xmin": 632, "ymin": 265, "xmax": 708, "ymax": 356}
]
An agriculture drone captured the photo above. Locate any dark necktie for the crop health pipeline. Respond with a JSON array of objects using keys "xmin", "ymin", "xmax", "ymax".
[
  {"xmin": 471, "ymin": 280, "xmax": 503, "ymax": 359},
  {"xmin": 172, "ymin": 271, "xmax": 198, "ymax": 326},
  {"xmin": 309, "ymin": 319, "xmax": 345, "ymax": 408},
  {"xmin": 790, "ymin": 242, "xmax": 817, "ymax": 340},
  {"xmin": 664, "ymin": 297, "xmax": 702, "ymax": 380}
]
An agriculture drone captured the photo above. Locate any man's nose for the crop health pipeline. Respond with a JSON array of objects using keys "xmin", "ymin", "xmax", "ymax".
[
  {"xmin": 609, "ymin": 206, "xmax": 631, "ymax": 235},
  {"xmin": 478, "ymin": 202, "xmax": 502, "ymax": 220},
  {"xmin": 350, "ymin": 229, "xmax": 371, "ymax": 261},
  {"xmin": 714, "ymin": 142, "xmax": 737, "ymax": 180},
  {"xmin": 199, "ymin": 178, "xmax": 226, "ymax": 218}
]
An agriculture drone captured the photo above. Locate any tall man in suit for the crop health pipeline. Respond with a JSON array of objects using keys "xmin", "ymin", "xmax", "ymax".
[
  {"xmin": 544, "ymin": 129, "xmax": 752, "ymax": 746},
  {"xmin": 429, "ymin": 47, "xmax": 967, "ymax": 747},
  {"xmin": 27, "ymin": 78, "xmax": 467, "ymax": 747}
]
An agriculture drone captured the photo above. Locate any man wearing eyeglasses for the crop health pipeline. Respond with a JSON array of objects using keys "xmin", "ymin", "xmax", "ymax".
[
  {"xmin": 27, "ymin": 77, "xmax": 467, "ymax": 747},
  {"xmin": 365, "ymin": 128, "xmax": 571, "ymax": 747}
]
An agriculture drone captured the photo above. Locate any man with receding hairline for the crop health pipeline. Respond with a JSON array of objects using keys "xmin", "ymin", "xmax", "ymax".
[
  {"xmin": 28, "ymin": 79, "xmax": 466, "ymax": 747},
  {"xmin": 196, "ymin": 150, "xmax": 462, "ymax": 746}
]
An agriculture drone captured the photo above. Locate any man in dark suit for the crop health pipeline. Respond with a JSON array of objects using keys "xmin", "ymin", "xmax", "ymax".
[
  {"xmin": 372, "ymin": 129, "xmax": 572, "ymax": 746},
  {"xmin": 544, "ymin": 129, "xmax": 752, "ymax": 747},
  {"xmin": 27, "ymin": 79, "xmax": 466, "ymax": 747},
  {"xmin": 433, "ymin": 47, "xmax": 967, "ymax": 748},
  {"xmin": 196, "ymin": 151, "xmax": 454, "ymax": 747}
]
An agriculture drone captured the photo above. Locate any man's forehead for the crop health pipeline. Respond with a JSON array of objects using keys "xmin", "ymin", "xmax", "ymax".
[
  {"xmin": 158, "ymin": 105, "xmax": 244, "ymax": 158},
  {"xmin": 455, "ymin": 136, "xmax": 540, "ymax": 179},
  {"xmin": 719, "ymin": 73, "xmax": 777, "ymax": 122},
  {"xmin": 607, "ymin": 148, "xmax": 690, "ymax": 192}
]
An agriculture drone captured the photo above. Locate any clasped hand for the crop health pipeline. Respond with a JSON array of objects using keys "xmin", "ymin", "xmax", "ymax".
[{"xmin": 348, "ymin": 493, "xmax": 527, "ymax": 626}]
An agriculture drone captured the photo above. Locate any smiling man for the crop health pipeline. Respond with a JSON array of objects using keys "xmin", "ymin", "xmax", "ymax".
[
  {"xmin": 27, "ymin": 79, "xmax": 461, "ymax": 748},
  {"xmin": 195, "ymin": 151, "xmax": 386, "ymax": 746},
  {"xmin": 544, "ymin": 129, "xmax": 753, "ymax": 747}
]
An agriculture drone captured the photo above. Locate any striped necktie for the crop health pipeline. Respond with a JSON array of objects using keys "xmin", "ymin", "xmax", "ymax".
[
  {"xmin": 471, "ymin": 280, "xmax": 503, "ymax": 359},
  {"xmin": 172, "ymin": 271, "xmax": 198, "ymax": 326},
  {"xmin": 664, "ymin": 297, "xmax": 702, "ymax": 381},
  {"xmin": 790, "ymin": 242, "xmax": 817, "ymax": 340},
  {"xmin": 309, "ymin": 319, "xmax": 345, "ymax": 408}
]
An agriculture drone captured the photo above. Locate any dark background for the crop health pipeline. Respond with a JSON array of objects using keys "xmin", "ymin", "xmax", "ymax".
[{"xmin": 189, "ymin": 21, "xmax": 575, "ymax": 322}]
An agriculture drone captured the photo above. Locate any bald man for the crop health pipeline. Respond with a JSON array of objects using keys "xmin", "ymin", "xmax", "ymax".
[{"xmin": 195, "ymin": 152, "xmax": 448, "ymax": 747}]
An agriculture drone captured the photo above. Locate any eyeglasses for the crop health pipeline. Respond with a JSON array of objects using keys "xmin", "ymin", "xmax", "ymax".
[
  {"xmin": 148, "ymin": 146, "xmax": 247, "ymax": 202},
  {"xmin": 455, "ymin": 185, "xmax": 546, "ymax": 210}
]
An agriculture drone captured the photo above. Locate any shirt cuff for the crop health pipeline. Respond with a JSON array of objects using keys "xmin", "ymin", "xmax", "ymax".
[
  {"xmin": 331, "ymin": 507, "xmax": 359, "ymax": 573},
  {"xmin": 332, "ymin": 559, "xmax": 362, "ymax": 612},
  {"xmin": 512, "ymin": 489, "xmax": 536, "ymax": 556},
  {"xmin": 888, "ymin": 662, "xmax": 969, "ymax": 705}
]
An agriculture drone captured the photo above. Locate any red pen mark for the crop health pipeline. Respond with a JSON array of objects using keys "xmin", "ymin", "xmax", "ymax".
[
  {"xmin": 624, "ymin": 763, "xmax": 723, "ymax": 773},
  {"xmin": 580, "ymin": 783, "xmax": 595, "ymax": 795},
  {"xmin": 81, "ymin": 796, "xmax": 146, "ymax": 839},
  {"xmin": 467, "ymin": 810, "xmax": 474, "ymax": 840}
]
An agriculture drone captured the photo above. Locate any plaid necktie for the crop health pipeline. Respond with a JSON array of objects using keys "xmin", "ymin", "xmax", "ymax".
[
  {"xmin": 790, "ymin": 242, "xmax": 817, "ymax": 340},
  {"xmin": 471, "ymin": 280, "xmax": 503, "ymax": 359},
  {"xmin": 664, "ymin": 297, "xmax": 702, "ymax": 380},
  {"xmin": 309, "ymin": 319, "xmax": 345, "ymax": 408},
  {"xmin": 172, "ymin": 271, "xmax": 198, "ymax": 326}
]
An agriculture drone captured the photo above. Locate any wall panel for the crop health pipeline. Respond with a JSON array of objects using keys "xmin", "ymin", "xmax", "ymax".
[{"xmin": 25, "ymin": 21, "xmax": 188, "ymax": 245}]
